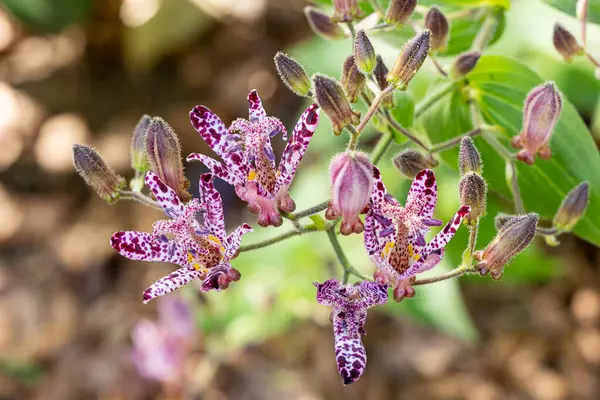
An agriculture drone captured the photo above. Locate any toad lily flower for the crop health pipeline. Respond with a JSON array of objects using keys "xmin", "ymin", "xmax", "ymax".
[
  {"xmin": 314, "ymin": 279, "xmax": 388, "ymax": 385},
  {"xmin": 110, "ymin": 171, "xmax": 252, "ymax": 303},
  {"xmin": 188, "ymin": 90, "xmax": 320, "ymax": 227},
  {"xmin": 364, "ymin": 167, "xmax": 470, "ymax": 301}
]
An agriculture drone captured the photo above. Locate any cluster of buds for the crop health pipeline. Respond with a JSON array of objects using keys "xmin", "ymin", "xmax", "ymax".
[
  {"xmin": 392, "ymin": 149, "xmax": 438, "ymax": 178},
  {"xmin": 511, "ymin": 82, "xmax": 562, "ymax": 165},
  {"xmin": 326, "ymin": 151, "xmax": 374, "ymax": 235},
  {"xmin": 474, "ymin": 214, "xmax": 539, "ymax": 279},
  {"xmin": 458, "ymin": 137, "xmax": 487, "ymax": 226}
]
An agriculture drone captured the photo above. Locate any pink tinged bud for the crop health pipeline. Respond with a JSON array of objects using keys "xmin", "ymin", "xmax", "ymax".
[
  {"xmin": 459, "ymin": 136, "xmax": 482, "ymax": 175},
  {"xmin": 385, "ymin": 0, "xmax": 417, "ymax": 26},
  {"xmin": 332, "ymin": 0, "xmax": 363, "ymax": 23},
  {"xmin": 131, "ymin": 114, "xmax": 152, "ymax": 173},
  {"xmin": 145, "ymin": 117, "xmax": 191, "ymax": 202},
  {"xmin": 327, "ymin": 151, "xmax": 374, "ymax": 235},
  {"xmin": 313, "ymin": 74, "xmax": 361, "ymax": 135},
  {"xmin": 458, "ymin": 172, "xmax": 487, "ymax": 226},
  {"xmin": 475, "ymin": 213, "xmax": 538, "ymax": 280},
  {"xmin": 373, "ymin": 56, "xmax": 394, "ymax": 109},
  {"xmin": 72, "ymin": 144, "xmax": 126, "ymax": 204},
  {"xmin": 304, "ymin": 7, "xmax": 346, "ymax": 40},
  {"xmin": 354, "ymin": 30, "xmax": 376, "ymax": 74},
  {"xmin": 424, "ymin": 7, "xmax": 449, "ymax": 52},
  {"xmin": 392, "ymin": 149, "xmax": 438, "ymax": 178},
  {"xmin": 451, "ymin": 51, "xmax": 481, "ymax": 78},
  {"xmin": 553, "ymin": 181, "xmax": 589, "ymax": 232},
  {"xmin": 387, "ymin": 30, "xmax": 430, "ymax": 91},
  {"xmin": 341, "ymin": 56, "xmax": 366, "ymax": 103},
  {"xmin": 274, "ymin": 52, "xmax": 312, "ymax": 97},
  {"xmin": 512, "ymin": 82, "xmax": 562, "ymax": 165},
  {"xmin": 553, "ymin": 23, "xmax": 582, "ymax": 61}
]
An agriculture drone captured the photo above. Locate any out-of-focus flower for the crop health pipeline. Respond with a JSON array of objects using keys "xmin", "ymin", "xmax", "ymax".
[
  {"xmin": 385, "ymin": 0, "xmax": 417, "ymax": 26},
  {"xmin": 451, "ymin": 51, "xmax": 481, "ymax": 78},
  {"xmin": 424, "ymin": 7, "xmax": 449, "ymax": 51},
  {"xmin": 332, "ymin": 0, "xmax": 363, "ymax": 23},
  {"xmin": 365, "ymin": 167, "xmax": 470, "ymax": 301},
  {"xmin": 326, "ymin": 151, "xmax": 373, "ymax": 235},
  {"xmin": 188, "ymin": 90, "xmax": 320, "ymax": 227},
  {"xmin": 553, "ymin": 181, "xmax": 589, "ymax": 232},
  {"xmin": 304, "ymin": 6, "xmax": 347, "ymax": 40},
  {"xmin": 274, "ymin": 52, "xmax": 312, "ymax": 97},
  {"xmin": 511, "ymin": 82, "xmax": 562, "ymax": 165},
  {"xmin": 341, "ymin": 56, "xmax": 366, "ymax": 103},
  {"xmin": 553, "ymin": 23, "xmax": 582, "ymax": 61},
  {"xmin": 72, "ymin": 144, "xmax": 126, "ymax": 203},
  {"xmin": 314, "ymin": 279, "xmax": 388, "ymax": 385},
  {"xmin": 392, "ymin": 149, "xmax": 438, "ymax": 178},
  {"xmin": 474, "ymin": 213, "xmax": 538, "ymax": 279},
  {"xmin": 145, "ymin": 117, "xmax": 191, "ymax": 202},
  {"xmin": 131, "ymin": 296, "xmax": 196, "ymax": 385},
  {"xmin": 313, "ymin": 74, "xmax": 359, "ymax": 135},
  {"xmin": 110, "ymin": 172, "xmax": 252, "ymax": 303},
  {"xmin": 353, "ymin": 30, "xmax": 376, "ymax": 74},
  {"xmin": 387, "ymin": 30, "xmax": 431, "ymax": 90}
]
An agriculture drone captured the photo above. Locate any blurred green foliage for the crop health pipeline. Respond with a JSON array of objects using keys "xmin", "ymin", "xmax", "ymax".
[{"xmin": 1, "ymin": 0, "xmax": 92, "ymax": 33}]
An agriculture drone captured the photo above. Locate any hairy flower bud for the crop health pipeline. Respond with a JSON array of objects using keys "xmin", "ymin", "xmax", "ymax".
[
  {"xmin": 304, "ymin": 7, "xmax": 346, "ymax": 40},
  {"xmin": 392, "ymin": 149, "xmax": 438, "ymax": 178},
  {"xmin": 451, "ymin": 51, "xmax": 481, "ymax": 78},
  {"xmin": 424, "ymin": 7, "xmax": 449, "ymax": 51},
  {"xmin": 494, "ymin": 213, "xmax": 517, "ymax": 230},
  {"xmin": 459, "ymin": 136, "xmax": 482, "ymax": 175},
  {"xmin": 511, "ymin": 82, "xmax": 562, "ymax": 165},
  {"xmin": 475, "ymin": 213, "xmax": 538, "ymax": 280},
  {"xmin": 73, "ymin": 144, "xmax": 125, "ymax": 203},
  {"xmin": 385, "ymin": 0, "xmax": 417, "ymax": 26},
  {"xmin": 387, "ymin": 30, "xmax": 430, "ymax": 91},
  {"xmin": 553, "ymin": 23, "xmax": 582, "ymax": 61},
  {"xmin": 145, "ymin": 117, "xmax": 191, "ymax": 202},
  {"xmin": 131, "ymin": 114, "xmax": 151, "ymax": 173},
  {"xmin": 326, "ymin": 151, "xmax": 374, "ymax": 235},
  {"xmin": 332, "ymin": 0, "xmax": 363, "ymax": 23},
  {"xmin": 274, "ymin": 52, "xmax": 312, "ymax": 97},
  {"xmin": 458, "ymin": 172, "xmax": 487, "ymax": 225},
  {"xmin": 354, "ymin": 30, "xmax": 376, "ymax": 74},
  {"xmin": 373, "ymin": 56, "xmax": 394, "ymax": 109},
  {"xmin": 313, "ymin": 74, "xmax": 360, "ymax": 135},
  {"xmin": 341, "ymin": 56, "xmax": 366, "ymax": 103},
  {"xmin": 553, "ymin": 181, "xmax": 589, "ymax": 232}
]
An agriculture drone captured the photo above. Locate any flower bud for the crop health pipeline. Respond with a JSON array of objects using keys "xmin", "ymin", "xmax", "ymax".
[
  {"xmin": 494, "ymin": 213, "xmax": 517, "ymax": 230},
  {"xmin": 131, "ymin": 114, "xmax": 151, "ymax": 173},
  {"xmin": 304, "ymin": 7, "xmax": 346, "ymax": 40},
  {"xmin": 354, "ymin": 30, "xmax": 376, "ymax": 74},
  {"xmin": 274, "ymin": 52, "xmax": 312, "ymax": 97},
  {"xmin": 332, "ymin": 0, "xmax": 363, "ymax": 23},
  {"xmin": 451, "ymin": 51, "xmax": 481, "ymax": 78},
  {"xmin": 313, "ymin": 74, "xmax": 361, "ymax": 135},
  {"xmin": 387, "ymin": 30, "xmax": 430, "ymax": 91},
  {"xmin": 385, "ymin": 0, "xmax": 417, "ymax": 26},
  {"xmin": 326, "ymin": 151, "xmax": 374, "ymax": 235},
  {"xmin": 553, "ymin": 23, "xmax": 582, "ymax": 61},
  {"xmin": 145, "ymin": 117, "xmax": 191, "ymax": 202},
  {"xmin": 424, "ymin": 7, "xmax": 449, "ymax": 51},
  {"xmin": 373, "ymin": 56, "xmax": 394, "ymax": 109},
  {"xmin": 458, "ymin": 172, "xmax": 487, "ymax": 225},
  {"xmin": 73, "ymin": 144, "xmax": 126, "ymax": 203},
  {"xmin": 475, "ymin": 213, "xmax": 538, "ymax": 280},
  {"xmin": 341, "ymin": 56, "xmax": 366, "ymax": 103},
  {"xmin": 511, "ymin": 82, "xmax": 562, "ymax": 165},
  {"xmin": 553, "ymin": 181, "xmax": 589, "ymax": 232},
  {"xmin": 392, "ymin": 149, "xmax": 438, "ymax": 178},
  {"xmin": 459, "ymin": 136, "xmax": 482, "ymax": 175}
]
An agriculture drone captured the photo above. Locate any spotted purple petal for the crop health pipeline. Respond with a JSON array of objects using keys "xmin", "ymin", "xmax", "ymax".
[
  {"xmin": 198, "ymin": 173, "xmax": 227, "ymax": 242},
  {"xmin": 145, "ymin": 171, "xmax": 185, "ymax": 216},
  {"xmin": 224, "ymin": 223, "xmax": 253, "ymax": 259},
  {"xmin": 143, "ymin": 266, "xmax": 204, "ymax": 303}
]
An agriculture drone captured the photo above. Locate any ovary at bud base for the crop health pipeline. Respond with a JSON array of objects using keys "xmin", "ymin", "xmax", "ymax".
[{"xmin": 326, "ymin": 151, "xmax": 374, "ymax": 235}]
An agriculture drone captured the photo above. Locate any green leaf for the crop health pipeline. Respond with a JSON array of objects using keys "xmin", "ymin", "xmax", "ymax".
[
  {"xmin": 418, "ymin": 55, "xmax": 600, "ymax": 246},
  {"xmin": 542, "ymin": 0, "xmax": 600, "ymax": 25},
  {"xmin": 1, "ymin": 0, "xmax": 92, "ymax": 33}
]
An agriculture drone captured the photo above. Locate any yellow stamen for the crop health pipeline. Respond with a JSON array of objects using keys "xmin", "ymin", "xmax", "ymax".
[
  {"xmin": 248, "ymin": 170, "xmax": 257, "ymax": 181},
  {"xmin": 381, "ymin": 241, "xmax": 395, "ymax": 259}
]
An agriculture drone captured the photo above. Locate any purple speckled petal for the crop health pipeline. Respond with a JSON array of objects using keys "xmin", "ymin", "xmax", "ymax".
[
  {"xmin": 370, "ymin": 166, "xmax": 390, "ymax": 212},
  {"xmin": 224, "ymin": 223, "xmax": 253, "ymax": 259},
  {"xmin": 187, "ymin": 153, "xmax": 242, "ymax": 186},
  {"xmin": 406, "ymin": 169, "xmax": 437, "ymax": 218},
  {"xmin": 332, "ymin": 310, "xmax": 367, "ymax": 385},
  {"xmin": 143, "ymin": 266, "xmax": 203, "ymax": 303},
  {"xmin": 198, "ymin": 174, "xmax": 227, "ymax": 243},
  {"xmin": 110, "ymin": 231, "xmax": 187, "ymax": 265},
  {"xmin": 274, "ymin": 104, "xmax": 320, "ymax": 194},
  {"xmin": 145, "ymin": 172, "xmax": 185, "ymax": 216},
  {"xmin": 422, "ymin": 206, "xmax": 470, "ymax": 254},
  {"xmin": 364, "ymin": 210, "xmax": 387, "ymax": 264},
  {"xmin": 247, "ymin": 90, "xmax": 267, "ymax": 122}
]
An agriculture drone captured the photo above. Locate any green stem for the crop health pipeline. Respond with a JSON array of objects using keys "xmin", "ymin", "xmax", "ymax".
[
  {"xmin": 370, "ymin": 129, "xmax": 394, "ymax": 164},
  {"xmin": 584, "ymin": 51, "xmax": 600, "ymax": 68},
  {"xmin": 461, "ymin": 221, "xmax": 479, "ymax": 268},
  {"xmin": 413, "ymin": 265, "xmax": 475, "ymax": 286},
  {"xmin": 355, "ymin": 86, "xmax": 395, "ymax": 135},
  {"xmin": 286, "ymin": 200, "xmax": 330, "ymax": 221},
  {"xmin": 383, "ymin": 110, "xmax": 430, "ymax": 152},
  {"xmin": 471, "ymin": 12, "xmax": 499, "ymax": 52},
  {"xmin": 536, "ymin": 226, "xmax": 558, "ymax": 236},
  {"xmin": 326, "ymin": 228, "xmax": 368, "ymax": 284},
  {"xmin": 119, "ymin": 190, "xmax": 162, "ymax": 210},
  {"xmin": 507, "ymin": 160, "xmax": 525, "ymax": 214},
  {"xmin": 239, "ymin": 225, "xmax": 320, "ymax": 252},
  {"xmin": 347, "ymin": 125, "xmax": 361, "ymax": 150},
  {"xmin": 346, "ymin": 22, "xmax": 356, "ymax": 41},
  {"xmin": 430, "ymin": 54, "xmax": 449, "ymax": 78},
  {"xmin": 430, "ymin": 127, "xmax": 482, "ymax": 153},
  {"xmin": 414, "ymin": 81, "xmax": 458, "ymax": 120}
]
